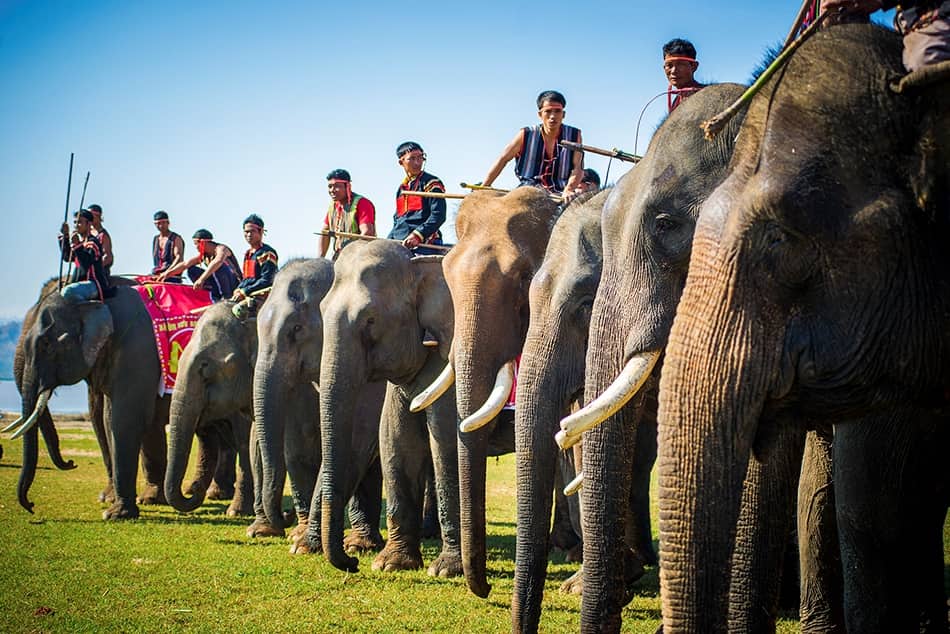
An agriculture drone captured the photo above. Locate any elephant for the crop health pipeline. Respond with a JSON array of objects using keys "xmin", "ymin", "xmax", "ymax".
[
  {"xmin": 425, "ymin": 185, "xmax": 592, "ymax": 599},
  {"xmin": 559, "ymin": 82, "xmax": 808, "ymax": 633},
  {"xmin": 13, "ymin": 279, "xmax": 170, "ymax": 519},
  {"xmin": 164, "ymin": 300, "xmax": 256, "ymax": 517},
  {"xmin": 316, "ymin": 241, "xmax": 462, "ymax": 577},
  {"xmin": 254, "ymin": 258, "xmax": 386, "ymax": 549},
  {"xmin": 657, "ymin": 25, "xmax": 949, "ymax": 632},
  {"xmin": 511, "ymin": 191, "xmax": 609, "ymax": 631}
]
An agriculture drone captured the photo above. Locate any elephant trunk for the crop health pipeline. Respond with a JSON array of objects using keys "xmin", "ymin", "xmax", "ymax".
[
  {"xmin": 512, "ymin": 327, "xmax": 577, "ymax": 632},
  {"xmin": 39, "ymin": 412, "xmax": 76, "ymax": 471},
  {"xmin": 253, "ymin": 361, "xmax": 289, "ymax": 529},
  {"xmin": 656, "ymin": 239, "xmax": 776, "ymax": 632},
  {"xmin": 454, "ymin": 341, "xmax": 502, "ymax": 599},
  {"xmin": 164, "ymin": 384, "xmax": 210, "ymax": 512},
  {"xmin": 15, "ymin": 383, "xmax": 46, "ymax": 513},
  {"xmin": 319, "ymin": 339, "xmax": 362, "ymax": 573}
]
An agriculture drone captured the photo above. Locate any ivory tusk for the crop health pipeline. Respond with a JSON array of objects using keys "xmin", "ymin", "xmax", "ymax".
[
  {"xmin": 459, "ymin": 361, "xmax": 515, "ymax": 433},
  {"xmin": 2, "ymin": 415, "xmax": 25, "ymax": 433},
  {"xmin": 563, "ymin": 471, "xmax": 584, "ymax": 496},
  {"xmin": 409, "ymin": 363, "xmax": 455, "ymax": 413},
  {"xmin": 558, "ymin": 351, "xmax": 661, "ymax": 439},
  {"xmin": 11, "ymin": 390, "xmax": 51, "ymax": 439},
  {"xmin": 555, "ymin": 429, "xmax": 580, "ymax": 450}
]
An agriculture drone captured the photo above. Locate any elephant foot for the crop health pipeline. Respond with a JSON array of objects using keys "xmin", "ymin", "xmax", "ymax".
[
  {"xmin": 206, "ymin": 482, "xmax": 234, "ymax": 501},
  {"xmin": 246, "ymin": 518, "xmax": 285, "ymax": 538},
  {"xmin": 621, "ymin": 548, "xmax": 646, "ymax": 606},
  {"xmin": 287, "ymin": 520, "xmax": 308, "ymax": 543},
  {"xmin": 98, "ymin": 483, "xmax": 115, "ymax": 504},
  {"xmin": 137, "ymin": 483, "xmax": 167, "ymax": 506},
  {"xmin": 372, "ymin": 543, "xmax": 423, "ymax": 572},
  {"xmin": 226, "ymin": 497, "xmax": 254, "ymax": 518},
  {"xmin": 559, "ymin": 566, "xmax": 584, "ymax": 595},
  {"xmin": 102, "ymin": 500, "xmax": 140, "ymax": 520},
  {"xmin": 344, "ymin": 530, "xmax": 385, "ymax": 554},
  {"xmin": 289, "ymin": 528, "xmax": 321, "ymax": 555},
  {"xmin": 426, "ymin": 550, "xmax": 462, "ymax": 578}
]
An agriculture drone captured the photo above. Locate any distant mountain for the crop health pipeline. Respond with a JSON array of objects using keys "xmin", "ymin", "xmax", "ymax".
[{"xmin": 0, "ymin": 320, "xmax": 21, "ymax": 380}]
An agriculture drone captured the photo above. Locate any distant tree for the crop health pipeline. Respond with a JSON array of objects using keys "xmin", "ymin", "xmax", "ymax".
[{"xmin": 0, "ymin": 320, "xmax": 21, "ymax": 380}]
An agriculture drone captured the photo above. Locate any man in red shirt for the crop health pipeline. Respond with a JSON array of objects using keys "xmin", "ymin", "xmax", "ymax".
[{"xmin": 319, "ymin": 169, "xmax": 376, "ymax": 258}]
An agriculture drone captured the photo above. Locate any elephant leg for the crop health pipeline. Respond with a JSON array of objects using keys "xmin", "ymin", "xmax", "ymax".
[
  {"xmin": 627, "ymin": 389, "xmax": 658, "ymax": 567},
  {"xmin": 834, "ymin": 413, "xmax": 924, "ymax": 633},
  {"xmin": 103, "ymin": 392, "xmax": 152, "ymax": 520},
  {"xmin": 138, "ymin": 395, "xmax": 168, "ymax": 505},
  {"xmin": 227, "ymin": 415, "xmax": 254, "ymax": 517},
  {"xmin": 551, "ymin": 450, "xmax": 581, "ymax": 557},
  {"xmin": 798, "ymin": 429, "xmax": 845, "ymax": 633},
  {"xmin": 421, "ymin": 462, "xmax": 440, "ymax": 539},
  {"xmin": 344, "ymin": 456, "xmax": 385, "ymax": 552},
  {"xmin": 208, "ymin": 442, "xmax": 237, "ymax": 500},
  {"xmin": 289, "ymin": 387, "xmax": 322, "ymax": 551},
  {"xmin": 423, "ymin": 391, "xmax": 462, "ymax": 578},
  {"xmin": 246, "ymin": 425, "xmax": 285, "ymax": 537},
  {"xmin": 373, "ymin": 385, "xmax": 428, "ymax": 573},
  {"xmin": 88, "ymin": 387, "xmax": 114, "ymax": 503}
]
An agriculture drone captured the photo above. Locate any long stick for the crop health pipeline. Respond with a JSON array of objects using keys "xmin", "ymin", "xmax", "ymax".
[
  {"xmin": 58, "ymin": 154, "xmax": 75, "ymax": 290},
  {"xmin": 559, "ymin": 140, "xmax": 641, "ymax": 163},
  {"xmin": 65, "ymin": 171, "xmax": 91, "ymax": 284},
  {"xmin": 316, "ymin": 229, "xmax": 452, "ymax": 252},
  {"xmin": 399, "ymin": 191, "xmax": 468, "ymax": 200},
  {"xmin": 460, "ymin": 182, "xmax": 510, "ymax": 193}
]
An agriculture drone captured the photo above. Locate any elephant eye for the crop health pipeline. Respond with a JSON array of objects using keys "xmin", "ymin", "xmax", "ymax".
[{"xmin": 655, "ymin": 214, "xmax": 678, "ymax": 233}]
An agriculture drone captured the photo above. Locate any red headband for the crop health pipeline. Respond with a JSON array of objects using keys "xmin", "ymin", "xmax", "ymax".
[
  {"xmin": 327, "ymin": 178, "xmax": 350, "ymax": 185},
  {"xmin": 244, "ymin": 222, "xmax": 263, "ymax": 231},
  {"xmin": 664, "ymin": 56, "xmax": 697, "ymax": 63}
]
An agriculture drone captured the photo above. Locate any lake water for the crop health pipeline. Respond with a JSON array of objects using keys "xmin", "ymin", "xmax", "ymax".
[{"xmin": 0, "ymin": 380, "xmax": 88, "ymax": 414}]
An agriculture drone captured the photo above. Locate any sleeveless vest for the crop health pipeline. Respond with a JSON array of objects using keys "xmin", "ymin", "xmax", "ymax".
[
  {"xmin": 327, "ymin": 194, "xmax": 365, "ymax": 250},
  {"xmin": 514, "ymin": 124, "xmax": 581, "ymax": 193}
]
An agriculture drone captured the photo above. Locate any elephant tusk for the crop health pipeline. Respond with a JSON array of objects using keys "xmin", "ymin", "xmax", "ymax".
[
  {"xmin": 555, "ymin": 428, "xmax": 580, "ymax": 450},
  {"xmin": 1, "ymin": 415, "xmax": 24, "ymax": 433},
  {"xmin": 558, "ymin": 350, "xmax": 661, "ymax": 442},
  {"xmin": 459, "ymin": 361, "xmax": 515, "ymax": 433},
  {"xmin": 11, "ymin": 390, "xmax": 52, "ymax": 440},
  {"xmin": 563, "ymin": 471, "xmax": 584, "ymax": 496},
  {"xmin": 409, "ymin": 363, "xmax": 455, "ymax": 413}
]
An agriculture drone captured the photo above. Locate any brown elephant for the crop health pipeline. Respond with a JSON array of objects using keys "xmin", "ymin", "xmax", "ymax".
[{"xmin": 658, "ymin": 25, "xmax": 949, "ymax": 632}]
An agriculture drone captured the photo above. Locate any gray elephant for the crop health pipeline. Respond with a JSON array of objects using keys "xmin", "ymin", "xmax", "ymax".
[
  {"xmin": 561, "ymin": 83, "xmax": 806, "ymax": 633},
  {"xmin": 12, "ymin": 280, "xmax": 169, "ymax": 518},
  {"xmin": 254, "ymin": 258, "xmax": 385, "ymax": 548},
  {"xmin": 164, "ymin": 301, "xmax": 256, "ymax": 517},
  {"xmin": 658, "ymin": 25, "xmax": 949, "ymax": 632},
  {"xmin": 316, "ymin": 241, "xmax": 462, "ymax": 577}
]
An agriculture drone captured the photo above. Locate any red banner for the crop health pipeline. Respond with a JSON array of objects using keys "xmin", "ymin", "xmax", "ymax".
[{"xmin": 133, "ymin": 281, "xmax": 213, "ymax": 395}]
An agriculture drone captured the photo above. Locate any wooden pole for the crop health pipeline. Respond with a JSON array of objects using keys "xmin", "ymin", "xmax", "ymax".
[
  {"xmin": 399, "ymin": 191, "xmax": 468, "ymax": 200},
  {"xmin": 559, "ymin": 140, "xmax": 641, "ymax": 163},
  {"xmin": 315, "ymin": 230, "xmax": 452, "ymax": 252},
  {"xmin": 58, "ymin": 153, "xmax": 74, "ymax": 290},
  {"xmin": 460, "ymin": 182, "xmax": 510, "ymax": 193}
]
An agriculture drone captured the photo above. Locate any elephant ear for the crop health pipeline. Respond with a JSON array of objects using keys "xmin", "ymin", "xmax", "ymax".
[
  {"xmin": 412, "ymin": 255, "xmax": 454, "ymax": 361},
  {"xmin": 77, "ymin": 303, "xmax": 114, "ymax": 369}
]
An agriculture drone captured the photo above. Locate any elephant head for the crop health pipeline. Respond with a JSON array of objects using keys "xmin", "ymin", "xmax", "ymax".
[
  {"xmin": 165, "ymin": 301, "xmax": 256, "ymax": 512},
  {"xmin": 254, "ymin": 259, "xmax": 334, "ymax": 530},
  {"xmin": 564, "ymin": 83, "xmax": 747, "ymax": 631},
  {"xmin": 511, "ymin": 190, "xmax": 606, "ymax": 631},
  {"xmin": 432, "ymin": 186, "xmax": 560, "ymax": 597},
  {"xmin": 319, "ymin": 240, "xmax": 452, "ymax": 573},
  {"xmin": 657, "ymin": 26, "xmax": 949, "ymax": 631},
  {"xmin": 12, "ymin": 284, "xmax": 113, "ymax": 512}
]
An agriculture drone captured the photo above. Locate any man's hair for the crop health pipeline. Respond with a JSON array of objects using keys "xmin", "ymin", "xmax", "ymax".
[
  {"xmin": 536, "ymin": 90, "xmax": 566, "ymax": 109},
  {"xmin": 192, "ymin": 229, "xmax": 213, "ymax": 240},
  {"xmin": 77, "ymin": 209, "xmax": 95, "ymax": 222},
  {"xmin": 153, "ymin": 210, "xmax": 169, "ymax": 221},
  {"xmin": 243, "ymin": 213, "xmax": 265, "ymax": 229},
  {"xmin": 663, "ymin": 38, "xmax": 697, "ymax": 59},
  {"xmin": 396, "ymin": 141, "xmax": 424, "ymax": 158},
  {"xmin": 582, "ymin": 168, "xmax": 601, "ymax": 188},
  {"xmin": 326, "ymin": 168, "xmax": 351, "ymax": 182},
  {"xmin": 87, "ymin": 204, "xmax": 103, "ymax": 214}
]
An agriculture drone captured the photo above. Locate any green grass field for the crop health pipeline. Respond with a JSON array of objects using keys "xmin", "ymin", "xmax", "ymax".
[{"xmin": 0, "ymin": 417, "xmax": 945, "ymax": 632}]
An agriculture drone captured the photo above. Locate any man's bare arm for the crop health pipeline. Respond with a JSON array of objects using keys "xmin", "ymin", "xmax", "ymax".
[{"xmin": 483, "ymin": 129, "xmax": 525, "ymax": 187}]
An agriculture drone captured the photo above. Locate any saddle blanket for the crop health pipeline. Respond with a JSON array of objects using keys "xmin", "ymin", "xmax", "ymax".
[{"xmin": 133, "ymin": 281, "xmax": 213, "ymax": 395}]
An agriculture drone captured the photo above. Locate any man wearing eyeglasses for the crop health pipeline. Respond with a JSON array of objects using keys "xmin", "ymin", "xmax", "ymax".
[{"xmin": 390, "ymin": 141, "xmax": 447, "ymax": 254}]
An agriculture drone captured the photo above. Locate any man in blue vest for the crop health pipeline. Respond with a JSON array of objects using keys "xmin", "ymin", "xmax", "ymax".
[
  {"xmin": 319, "ymin": 169, "xmax": 376, "ymax": 258},
  {"xmin": 389, "ymin": 141, "xmax": 447, "ymax": 254},
  {"xmin": 481, "ymin": 90, "xmax": 585, "ymax": 197}
]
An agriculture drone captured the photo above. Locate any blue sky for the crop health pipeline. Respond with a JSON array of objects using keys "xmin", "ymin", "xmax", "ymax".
[{"xmin": 0, "ymin": 1, "xmax": 895, "ymax": 318}]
